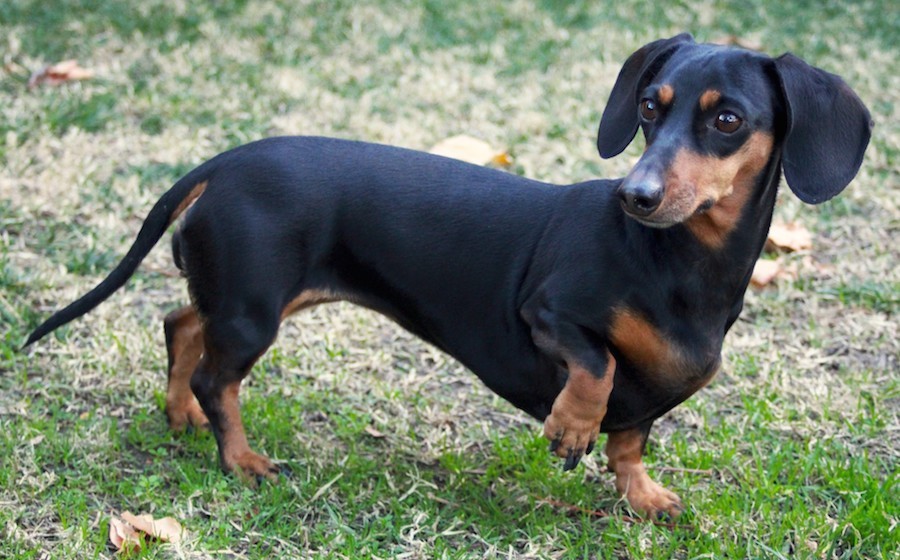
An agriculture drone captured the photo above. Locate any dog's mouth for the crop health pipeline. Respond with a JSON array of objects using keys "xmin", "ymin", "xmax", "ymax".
[
  {"xmin": 694, "ymin": 198, "xmax": 716, "ymax": 214},
  {"xmin": 624, "ymin": 211, "xmax": 674, "ymax": 228},
  {"xmin": 622, "ymin": 196, "xmax": 717, "ymax": 228}
]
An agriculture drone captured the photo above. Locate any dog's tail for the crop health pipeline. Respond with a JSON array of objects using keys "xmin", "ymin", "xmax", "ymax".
[{"xmin": 23, "ymin": 162, "xmax": 216, "ymax": 348}]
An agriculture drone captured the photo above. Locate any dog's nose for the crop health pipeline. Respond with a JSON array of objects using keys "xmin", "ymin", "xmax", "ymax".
[{"xmin": 618, "ymin": 180, "xmax": 663, "ymax": 217}]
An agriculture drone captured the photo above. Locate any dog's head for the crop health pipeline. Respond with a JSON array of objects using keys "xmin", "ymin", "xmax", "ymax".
[{"xmin": 597, "ymin": 34, "xmax": 872, "ymax": 235}]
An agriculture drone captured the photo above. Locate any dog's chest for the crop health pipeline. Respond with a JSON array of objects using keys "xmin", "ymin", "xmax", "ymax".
[{"xmin": 607, "ymin": 307, "xmax": 722, "ymax": 393}]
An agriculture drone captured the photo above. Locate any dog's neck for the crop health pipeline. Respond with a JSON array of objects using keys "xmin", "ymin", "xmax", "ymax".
[
  {"xmin": 615, "ymin": 148, "xmax": 783, "ymax": 334},
  {"xmin": 700, "ymin": 149, "xmax": 784, "ymax": 329}
]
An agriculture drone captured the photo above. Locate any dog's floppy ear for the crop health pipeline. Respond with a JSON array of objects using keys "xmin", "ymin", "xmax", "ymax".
[
  {"xmin": 773, "ymin": 54, "xmax": 873, "ymax": 204},
  {"xmin": 597, "ymin": 33, "xmax": 694, "ymax": 159}
]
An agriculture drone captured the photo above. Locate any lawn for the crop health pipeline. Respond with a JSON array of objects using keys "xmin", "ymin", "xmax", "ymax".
[{"xmin": 1, "ymin": 0, "xmax": 897, "ymax": 558}]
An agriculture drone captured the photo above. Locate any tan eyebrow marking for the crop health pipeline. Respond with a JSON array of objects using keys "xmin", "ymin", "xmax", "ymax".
[
  {"xmin": 699, "ymin": 89, "xmax": 721, "ymax": 111},
  {"xmin": 658, "ymin": 84, "xmax": 674, "ymax": 105}
]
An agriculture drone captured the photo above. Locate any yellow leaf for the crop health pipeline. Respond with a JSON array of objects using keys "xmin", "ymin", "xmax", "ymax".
[{"xmin": 491, "ymin": 152, "xmax": 514, "ymax": 167}]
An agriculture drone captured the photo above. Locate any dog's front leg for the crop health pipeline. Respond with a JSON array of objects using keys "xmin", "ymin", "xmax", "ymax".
[
  {"xmin": 543, "ymin": 353, "xmax": 615, "ymax": 470},
  {"xmin": 523, "ymin": 302, "xmax": 614, "ymax": 470},
  {"xmin": 606, "ymin": 424, "xmax": 684, "ymax": 519}
]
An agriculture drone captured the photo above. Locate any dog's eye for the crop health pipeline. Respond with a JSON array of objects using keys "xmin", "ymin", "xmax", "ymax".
[
  {"xmin": 715, "ymin": 111, "xmax": 742, "ymax": 133},
  {"xmin": 640, "ymin": 99, "xmax": 657, "ymax": 121}
]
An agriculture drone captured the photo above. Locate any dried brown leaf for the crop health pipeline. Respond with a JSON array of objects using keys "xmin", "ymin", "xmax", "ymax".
[
  {"xmin": 109, "ymin": 517, "xmax": 142, "ymax": 553},
  {"xmin": 766, "ymin": 222, "xmax": 813, "ymax": 253},
  {"xmin": 429, "ymin": 134, "xmax": 511, "ymax": 167},
  {"xmin": 147, "ymin": 517, "xmax": 184, "ymax": 543},
  {"xmin": 121, "ymin": 512, "xmax": 154, "ymax": 535},
  {"xmin": 121, "ymin": 511, "xmax": 185, "ymax": 543},
  {"xmin": 27, "ymin": 59, "xmax": 95, "ymax": 89},
  {"xmin": 801, "ymin": 255, "xmax": 835, "ymax": 278},
  {"xmin": 751, "ymin": 259, "xmax": 782, "ymax": 288}
]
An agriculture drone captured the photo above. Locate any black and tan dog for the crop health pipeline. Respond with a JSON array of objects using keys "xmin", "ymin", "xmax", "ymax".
[{"xmin": 25, "ymin": 34, "xmax": 871, "ymax": 518}]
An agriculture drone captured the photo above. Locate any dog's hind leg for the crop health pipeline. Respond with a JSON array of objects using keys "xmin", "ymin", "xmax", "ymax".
[
  {"xmin": 189, "ymin": 307, "xmax": 281, "ymax": 483},
  {"xmin": 163, "ymin": 306, "xmax": 209, "ymax": 431}
]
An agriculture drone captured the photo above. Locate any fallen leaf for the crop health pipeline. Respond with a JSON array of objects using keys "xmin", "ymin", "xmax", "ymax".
[
  {"xmin": 751, "ymin": 259, "xmax": 782, "ymax": 288},
  {"xmin": 800, "ymin": 255, "xmax": 834, "ymax": 278},
  {"xmin": 147, "ymin": 517, "xmax": 184, "ymax": 543},
  {"xmin": 28, "ymin": 59, "xmax": 95, "ymax": 89},
  {"xmin": 491, "ymin": 152, "xmax": 514, "ymax": 167},
  {"xmin": 429, "ymin": 134, "xmax": 511, "ymax": 167},
  {"xmin": 364, "ymin": 425, "xmax": 386, "ymax": 438},
  {"xmin": 766, "ymin": 222, "xmax": 813, "ymax": 253},
  {"xmin": 120, "ymin": 512, "xmax": 153, "ymax": 534},
  {"xmin": 121, "ymin": 511, "xmax": 185, "ymax": 543},
  {"xmin": 109, "ymin": 517, "xmax": 142, "ymax": 553}
]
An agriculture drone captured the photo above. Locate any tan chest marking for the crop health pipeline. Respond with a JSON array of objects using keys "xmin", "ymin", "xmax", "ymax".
[{"xmin": 608, "ymin": 308, "xmax": 682, "ymax": 376}]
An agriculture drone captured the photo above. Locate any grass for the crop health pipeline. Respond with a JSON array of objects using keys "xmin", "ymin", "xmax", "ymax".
[{"xmin": 1, "ymin": 0, "xmax": 898, "ymax": 558}]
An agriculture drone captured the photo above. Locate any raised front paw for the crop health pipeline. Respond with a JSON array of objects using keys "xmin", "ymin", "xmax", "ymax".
[
  {"xmin": 543, "ymin": 408, "xmax": 601, "ymax": 471},
  {"xmin": 543, "ymin": 365, "xmax": 612, "ymax": 471}
]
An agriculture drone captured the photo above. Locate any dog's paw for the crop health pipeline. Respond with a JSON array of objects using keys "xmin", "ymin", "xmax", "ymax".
[
  {"xmin": 166, "ymin": 398, "xmax": 210, "ymax": 432},
  {"xmin": 542, "ymin": 364, "xmax": 611, "ymax": 470},
  {"xmin": 618, "ymin": 471, "xmax": 684, "ymax": 519},
  {"xmin": 543, "ymin": 410, "xmax": 600, "ymax": 471},
  {"xmin": 226, "ymin": 451, "xmax": 280, "ymax": 486}
]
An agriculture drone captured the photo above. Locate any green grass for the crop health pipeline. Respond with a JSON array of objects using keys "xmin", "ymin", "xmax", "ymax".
[{"xmin": 1, "ymin": 0, "xmax": 898, "ymax": 558}]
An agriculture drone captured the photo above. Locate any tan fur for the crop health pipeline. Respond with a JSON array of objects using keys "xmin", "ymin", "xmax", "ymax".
[
  {"xmin": 280, "ymin": 289, "xmax": 340, "ymax": 320},
  {"xmin": 606, "ymin": 429, "xmax": 683, "ymax": 517},
  {"xmin": 609, "ymin": 307, "xmax": 723, "ymax": 394},
  {"xmin": 543, "ymin": 357, "xmax": 615, "ymax": 457},
  {"xmin": 164, "ymin": 306, "xmax": 207, "ymax": 430},
  {"xmin": 643, "ymin": 132, "xmax": 774, "ymax": 245},
  {"xmin": 699, "ymin": 89, "xmax": 721, "ymax": 111},
  {"xmin": 682, "ymin": 132, "xmax": 774, "ymax": 247},
  {"xmin": 218, "ymin": 380, "xmax": 278, "ymax": 482},
  {"xmin": 170, "ymin": 181, "xmax": 208, "ymax": 225},
  {"xmin": 658, "ymin": 84, "xmax": 675, "ymax": 105},
  {"xmin": 608, "ymin": 307, "xmax": 681, "ymax": 376}
]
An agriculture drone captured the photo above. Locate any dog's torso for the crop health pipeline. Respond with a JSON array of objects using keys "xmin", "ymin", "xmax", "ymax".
[{"xmin": 176, "ymin": 136, "xmax": 741, "ymax": 428}]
